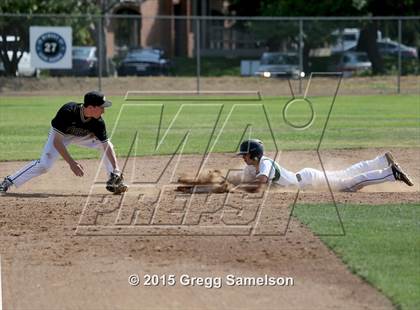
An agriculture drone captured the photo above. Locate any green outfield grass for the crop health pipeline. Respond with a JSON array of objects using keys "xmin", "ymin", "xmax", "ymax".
[
  {"xmin": 0, "ymin": 94, "xmax": 418, "ymax": 161},
  {"xmin": 294, "ymin": 203, "xmax": 420, "ymax": 310}
]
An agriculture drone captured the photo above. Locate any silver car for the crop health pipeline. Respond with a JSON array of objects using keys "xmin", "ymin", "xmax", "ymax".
[
  {"xmin": 330, "ymin": 52, "xmax": 372, "ymax": 77},
  {"xmin": 255, "ymin": 52, "xmax": 301, "ymax": 79},
  {"xmin": 377, "ymin": 39, "xmax": 418, "ymax": 59}
]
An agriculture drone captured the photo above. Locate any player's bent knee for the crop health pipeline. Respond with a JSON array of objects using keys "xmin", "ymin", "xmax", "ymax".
[
  {"xmin": 38, "ymin": 165, "xmax": 50, "ymax": 174},
  {"xmin": 96, "ymin": 141, "xmax": 114, "ymax": 152},
  {"xmin": 37, "ymin": 162, "xmax": 53, "ymax": 174},
  {"xmin": 106, "ymin": 141, "xmax": 114, "ymax": 150}
]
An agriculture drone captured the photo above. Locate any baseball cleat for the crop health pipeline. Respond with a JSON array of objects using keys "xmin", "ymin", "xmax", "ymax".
[
  {"xmin": 391, "ymin": 163, "xmax": 414, "ymax": 186},
  {"xmin": 114, "ymin": 183, "xmax": 128, "ymax": 195},
  {"xmin": 106, "ymin": 172, "xmax": 128, "ymax": 194},
  {"xmin": 105, "ymin": 183, "xmax": 129, "ymax": 195},
  {"xmin": 384, "ymin": 152, "xmax": 396, "ymax": 166},
  {"xmin": 0, "ymin": 177, "xmax": 13, "ymax": 194}
]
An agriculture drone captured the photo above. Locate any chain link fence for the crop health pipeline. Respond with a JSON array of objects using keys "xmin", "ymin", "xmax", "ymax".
[{"xmin": 0, "ymin": 14, "xmax": 419, "ymax": 95}]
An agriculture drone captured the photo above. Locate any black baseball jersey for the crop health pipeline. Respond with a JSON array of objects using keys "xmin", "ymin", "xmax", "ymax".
[{"xmin": 51, "ymin": 102, "xmax": 108, "ymax": 142}]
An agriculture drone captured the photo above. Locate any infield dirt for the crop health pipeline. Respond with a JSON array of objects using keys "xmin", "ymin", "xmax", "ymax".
[{"xmin": 0, "ymin": 148, "xmax": 418, "ymax": 309}]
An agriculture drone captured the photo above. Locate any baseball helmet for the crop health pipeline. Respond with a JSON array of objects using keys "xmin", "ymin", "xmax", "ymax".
[{"xmin": 237, "ymin": 139, "xmax": 264, "ymax": 160}]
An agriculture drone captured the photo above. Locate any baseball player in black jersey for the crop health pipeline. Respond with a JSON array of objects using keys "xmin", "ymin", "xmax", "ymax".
[{"xmin": 0, "ymin": 91, "xmax": 127, "ymax": 194}]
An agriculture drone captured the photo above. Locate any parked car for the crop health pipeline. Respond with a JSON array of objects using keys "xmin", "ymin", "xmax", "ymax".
[
  {"xmin": 0, "ymin": 51, "xmax": 39, "ymax": 77},
  {"xmin": 329, "ymin": 51, "xmax": 372, "ymax": 77},
  {"xmin": 117, "ymin": 48, "xmax": 170, "ymax": 76},
  {"xmin": 50, "ymin": 46, "xmax": 98, "ymax": 76},
  {"xmin": 376, "ymin": 38, "xmax": 418, "ymax": 59},
  {"xmin": 331, "ymin": 28, "xmax": 361, "ymax": 54},
  {"xmin": 346, "ymin": 38, "xmax": 418, "ymax": 59},
  {"xmin": 255, "ymin": 52, "xmax": 301, "ymax": 79},
  {"xmin": 331, "ymin": 28, "xmax": 382, "ymax": 54}
]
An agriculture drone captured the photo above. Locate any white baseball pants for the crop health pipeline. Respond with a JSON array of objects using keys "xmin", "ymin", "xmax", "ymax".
[
  {"xmin": 297, "ymin": 154, "xmax": 396, "ymax": 191},
  {"xmin": 8, "ymin": 128, "xmax": 114, "ymax": 187}
]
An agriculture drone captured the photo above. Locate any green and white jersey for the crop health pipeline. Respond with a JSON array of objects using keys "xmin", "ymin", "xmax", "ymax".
[{"xmin": 257, "ymin": 156, "xmax": 299, "ymax": 187}]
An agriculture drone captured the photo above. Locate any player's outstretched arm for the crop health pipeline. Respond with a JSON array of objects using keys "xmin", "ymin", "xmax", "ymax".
[
  {"xmin": 232, "ymin": 175, "xmax": 268, "ymax": 193},
  {"xmin": 53, "ymin": 133, "xmax": 84, "ymax": 177}
]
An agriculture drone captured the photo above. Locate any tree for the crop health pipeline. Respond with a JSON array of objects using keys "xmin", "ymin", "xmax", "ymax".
[
  {"xmin": 356, "ymin": 22, "xmax": 385, "ymax": 74},
  {"xmin": 228, "ymin": 0, "xmax": 261, "ymax": 17},
  {"xmin": 228, "ymin": 1, "xmax": 360, "ymax": 71},
  {"xmin": 353, "ymin": 0, "xmax": 420, "ymax": 73},
  {"xmin": 229, "ymin": 0, "xmax": 419, "ymax": 74},
  {"xmin": 262, "ymin": 1, "xmax": 355, "ymax": 71},
  {"xmin": 0, "ymin": 0, "xmax": 99, "ymax": 76}
]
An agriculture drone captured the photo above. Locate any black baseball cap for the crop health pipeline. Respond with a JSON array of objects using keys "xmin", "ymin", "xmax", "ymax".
[{"xmin": 84, "ymin": 91, "xmax": 112, "ymax": 108}]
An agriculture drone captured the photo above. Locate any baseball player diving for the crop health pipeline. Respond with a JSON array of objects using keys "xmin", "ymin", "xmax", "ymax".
[
  {"xmin": 236, "ymin": 139, "xmax": 414, "ymax": 192},
  {"xmin": 0, "ymin": 91, "xmax": 127, "ymax": 195}
]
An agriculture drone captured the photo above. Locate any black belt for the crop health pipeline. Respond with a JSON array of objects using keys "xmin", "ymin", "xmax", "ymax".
[{"xmin": 296, "ymin": 173, "xmax": 302, "ymax": 182}]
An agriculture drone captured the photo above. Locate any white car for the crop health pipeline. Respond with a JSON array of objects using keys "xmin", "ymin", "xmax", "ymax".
[
  {"xmin": 331, "ymin": 28, "xmax": 360, "ymax": 54},
  {"xmin": 0, "ymin": 51, "xmax": 40, "ymax": 77},
  {"xmin": 331, "ymin": 28, "xmax": 383, "ymax": 54}
]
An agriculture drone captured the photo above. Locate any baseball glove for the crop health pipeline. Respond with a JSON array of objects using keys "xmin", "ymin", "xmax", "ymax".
[
  {"xmin": 106, "ymin": 172, "xmax": 128, "ymax": 195},
  {"xmin": 176, "ymin": 181, "xmax": 234, "ymax": 194},
  {"xmin": 176, "ymin": 169, "xmax": 235, "ymax": 194}
]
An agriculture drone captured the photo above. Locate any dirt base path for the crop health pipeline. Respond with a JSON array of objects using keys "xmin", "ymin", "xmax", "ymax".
[{"xmin": 0, "ymin": 148, "xmax": 418, "ymax": 309}]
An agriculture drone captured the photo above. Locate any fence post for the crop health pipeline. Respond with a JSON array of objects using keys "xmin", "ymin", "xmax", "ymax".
[
  {"xmin": 98, "ymin": 15, "xmax": 103, "ymax": 92},
  {"xmin": 397, "ymin": 19, "xmax": 402, "ymax": 94},
  {"xmin": 299, "ymin": 19, "xmax": 303, "ymax": 95},
  {"xmin": 196, "ymin": 18, "xmax": 201, "ymax": 94}
]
